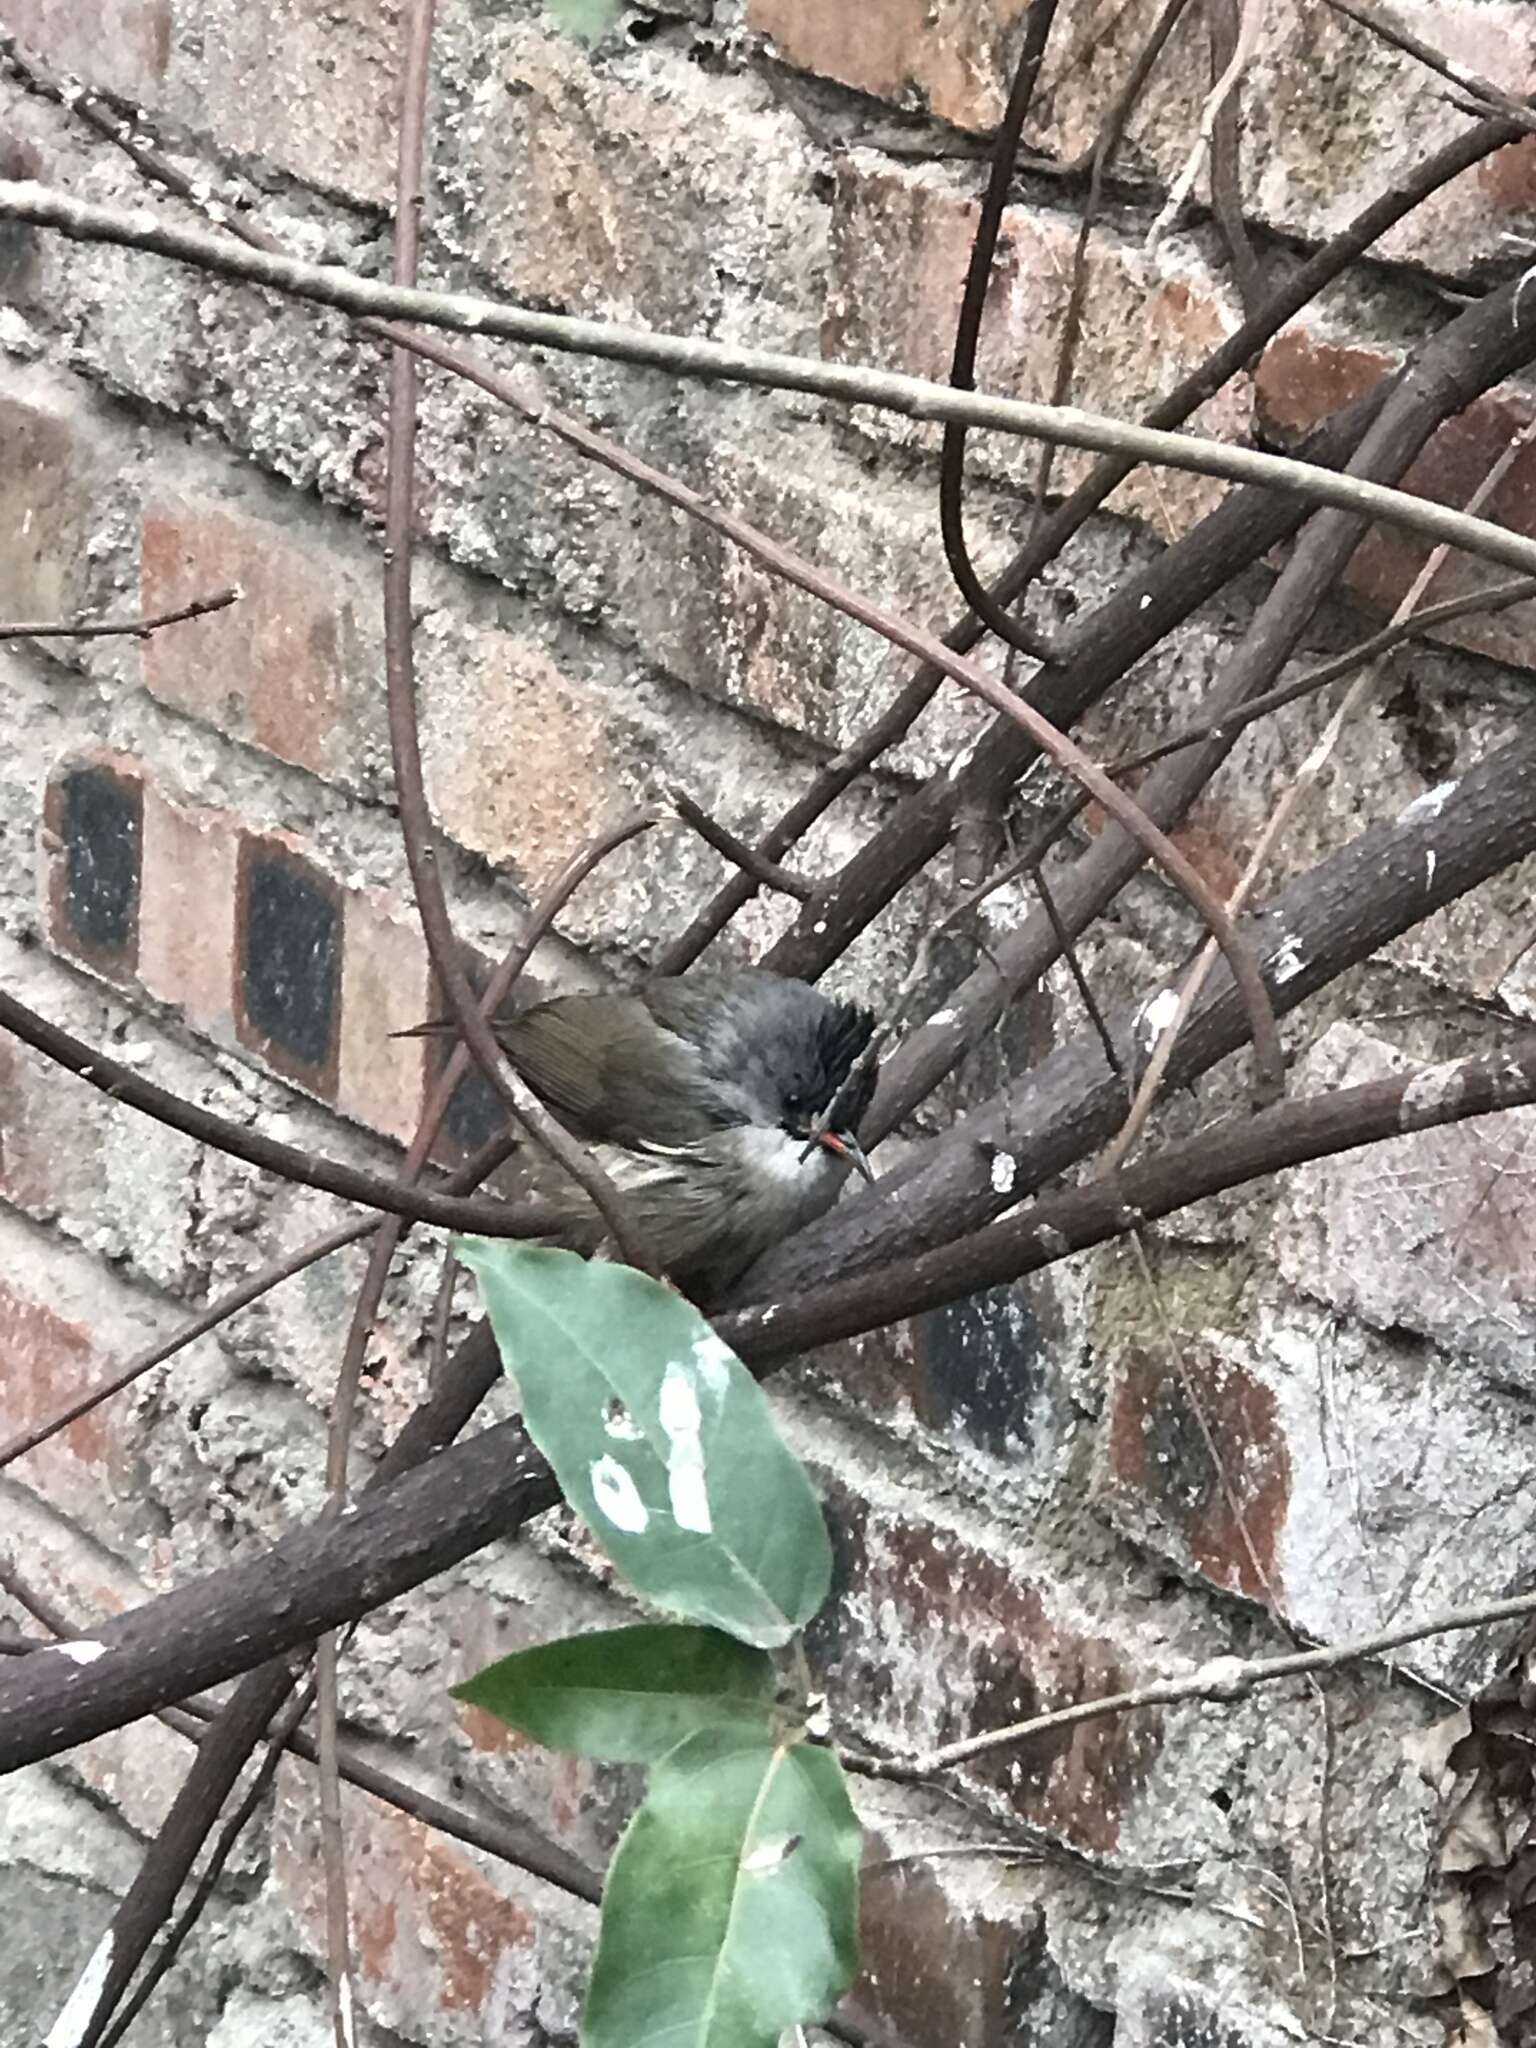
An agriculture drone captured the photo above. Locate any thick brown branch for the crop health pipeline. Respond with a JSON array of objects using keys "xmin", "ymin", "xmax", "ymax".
[{"xmin": 6, "ymin": 1018, "xmax": 1536, "ymax": 1774}]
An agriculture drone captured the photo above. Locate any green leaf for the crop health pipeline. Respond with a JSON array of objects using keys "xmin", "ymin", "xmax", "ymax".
[
  {"xmin": 456, "ymin": 1242, "xmax": 832, "ymax": 1647},
  {"xmin": 582, "ymin": 1727, "xmax": 861, "ymax": 2048},
  {"xmin": 452, "ymin": 1624, "xmax": 777, "ymax": 1762},
  {"xmin": 544, "ymin": 0, "xmax": 624, "ymax": 40}
]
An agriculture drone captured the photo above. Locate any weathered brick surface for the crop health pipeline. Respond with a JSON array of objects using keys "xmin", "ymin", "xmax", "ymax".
[
  {"xmin": 0, "ymin": 382, "xmax": 113, "ymax": 624},
  {"xmin": 0, "ymin": 0, "xmax": 172, "ymax": 104},
  {"xmin": 441, "ymin": 18, "xmax": 827, "ymax": 346},
  {"xmin": 824, "ymin": 160, "xmax": 1250, "ymax": 534},
  {"xmin": 1276, "ymin": 1024, "xmax": 1536, "ymax": 1387},
  {"xmin": 756, "ymin": 0, "xmax": 1536, "ymax": 273},
  {"xmin": 141, "ymin": 490, "xmax": 389, "ymax": 795}
]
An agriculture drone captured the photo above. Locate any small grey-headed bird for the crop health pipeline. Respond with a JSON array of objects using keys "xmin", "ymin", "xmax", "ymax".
[{"xmin": 409, "ymin": 969, "xmax": 878, "ymax": 1296}]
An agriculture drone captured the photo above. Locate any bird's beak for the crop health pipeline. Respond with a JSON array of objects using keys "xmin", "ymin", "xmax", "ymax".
[{"xmin": 818, "ymin": 1130, "xmax": 875, "ymax": 1184}]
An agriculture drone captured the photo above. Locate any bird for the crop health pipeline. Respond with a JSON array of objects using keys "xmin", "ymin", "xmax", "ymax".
[{"xmin": 403, "ymin": 968, "xmax": 879, "ymax": 1297}]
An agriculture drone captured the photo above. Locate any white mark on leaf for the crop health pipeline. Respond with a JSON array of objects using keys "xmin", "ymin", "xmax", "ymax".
[
  {"xmin": 690, "ymin": 1332, "xmax": 734, "ymax": 1394},
  {"xmin": 603, "ymin": 1397, "xmax": 644, "ymax": 1441},
  {"xmin": 589, "ymin": 1455, "xmax": 649, "ymax": 1533},
  {"xmin": 659, "ymin": 1363, "xmax": 711, "ymax": 1533},
  {"xmin": 742, "ymin": 1832, "xmax": 802, "ymax": 1875}
]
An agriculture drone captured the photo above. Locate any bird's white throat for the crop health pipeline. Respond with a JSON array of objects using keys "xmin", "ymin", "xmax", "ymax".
[{"xmin": 729, "ymin": 1121, "xmax": 839, "ymax": 1190}]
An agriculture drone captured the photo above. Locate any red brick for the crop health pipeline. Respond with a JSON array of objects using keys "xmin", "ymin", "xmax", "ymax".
[
  {"xmin": 750, "ymin": 0, "xmax": 1028, "ymax": 131},
  {"xmin": 0, "ymin": 386, "xmax": 109, "ymax": 625},
  {"xmin": 619, "ymin": 436, "xmax": 980, "ymax": 754},
  {"xmin": 0, "ymin": 0, "xmax": 171, "ymax": 102},
  {"xmin": 809, "ymin": 1480, "xmax": 1161, "ymax": 1849},
  {"xmin": 418, "ymin": 629, "xmax": 632, "ymax": 892},
  {"xmin": 141, "ymin": 492, "xmax": 385, "ymax": 792},
  {"xmin": 0, "ymin": 1219, "xmax": 176, "ymax": 1541},
  {"xmin": 0, "ymin": 1037, "xmax": 106, "ymax": 1228},
  {"xmin": 1100, "ymin": 1345, "xmax": 1292, "ymax": 1604},
  {"xmin": 823, "ymin": 163, "xmax": 1249, "ymax": 535},
  {"xmin": 273, "ymin": 1772, "xmax": 544, "ymax": 2038},
  {"xmin": 338, "ymin": 890, "xmax": 430, "ymax": 1145},
  {"xmin": 0, "ymin": 1279, "xmax": 112, "ymax": 1489},
  {"xmin": 759, "ymin": 0, "xmax": 1536, "ymax": 272},
  {"xmin": 856, "ymin": 1855, "xmax": 1028, "ymax": 2046},
  {"xmin": 138, "ymin": 783, "xmax": 239, "ymax": 1033},
  {"xmin": 1255, "ymin": 334, "xmax": 1536, "ymax": 676}
]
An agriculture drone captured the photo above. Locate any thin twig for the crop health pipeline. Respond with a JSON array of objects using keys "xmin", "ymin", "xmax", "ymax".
[
  {"xmin": 1099, "ymin": 416, "xmax": 1536, "ymax": 1173},
  {"xmin": 317, "ymin": 10, "xmax": 442, "ymax": 2035},
  {"xmin": 668, "ymin": 789, "xmax": 814, "ymax": 899},
  {"xmin": 0, "ymin": 587, "xmax": 238, "ymax": 641},
  {"xmin": 1206, "ymin": 0, "xmax": 1264, "ymax": 317},
  {"xmin": 1321, "ymin": 0, "xmax": 1536, "ymax": 141},
  {"xmin": 8, "ymin": 183, "xmax": 1536, "ymax": 578},
  {"xmin": 1033, "ymin": 861, "xmax": 1125, "ymax": 1090},
  {"xmin": 1146, "ymin": 0, "xmax": 1267, "ymax": 252},
  {"xmin": 859, "ymin": 1588, "xmax": 1536, "ymax": 1781},
  {"xmin": 1030, "ymin": 0, "xmax": 1198, "ymax": 520},
  {"xmin": 938, "ymin": 0, "xmax": 1064, "ymax": 653}
]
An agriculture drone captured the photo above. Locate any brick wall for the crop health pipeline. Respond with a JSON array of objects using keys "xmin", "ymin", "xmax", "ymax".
[{"xmin": 3, "ymin": 2, "xmax": 1536, "ymax": 2044}]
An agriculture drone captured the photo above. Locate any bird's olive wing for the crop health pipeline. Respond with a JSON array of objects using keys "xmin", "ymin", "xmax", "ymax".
[{"xmin": 502, "ymin": 994, "xmax": 718, "ymax": 1148}]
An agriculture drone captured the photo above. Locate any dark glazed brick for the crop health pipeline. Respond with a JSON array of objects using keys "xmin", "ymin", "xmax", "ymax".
[
  {"xmin": 426, "ymin": 959, "xmax": 549, "ymax": 1165},
  {"xmin": 441, "ymin": 1054, "xmax": 507, "ymax": 1157},
  {"xmin": 235, "ymin": 838, "xmax": 341, "ymax": 1093},
  {"xmin": 47, "ymin": 764, "xmax": 142, "ymax": 979},
  {"xmin": 914, "ymin": 1283, "xmax": 1045, "ymax": 1456}
]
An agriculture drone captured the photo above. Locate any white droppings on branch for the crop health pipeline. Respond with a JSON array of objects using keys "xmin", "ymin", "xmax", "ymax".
[
  {"xmin": 1398, "ymin": 1059, "xmax": 1468, "ymax": 1131},
  {"xmin": 52, "ymin": 1638, "xmax": 108, "ymax": 1665},
  {"xmin": 1139, "ymin": 988, "xmax": 1181, "ymax": 1045},
  {"xmin": 1398, "ymin": 778, "xmax": 1458, "ymax": 823}
]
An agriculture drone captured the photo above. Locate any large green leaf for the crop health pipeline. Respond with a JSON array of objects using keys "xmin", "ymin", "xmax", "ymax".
[
  {"xmin": 583, "ymin": 1727, "xmax": 861, "ymax": 2048},
  {"xmin": 452, "ymin": 1624, "xmax": 776, "ymax": 1762},
  {"xmin": 544, "ymin": 0, "xmax": 625, "ymax": 40},
  {"xmin": 456, "ymin": 1242, "xmax": 831, "ymax": 1647}
]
